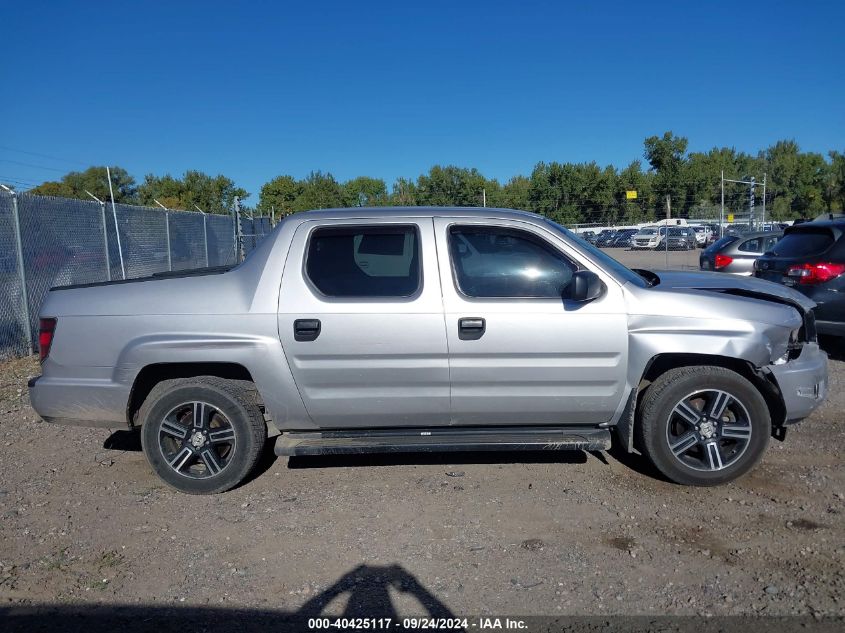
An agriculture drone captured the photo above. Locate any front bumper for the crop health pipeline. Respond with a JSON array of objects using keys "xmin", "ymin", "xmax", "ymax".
[{"xmin": 767, "ymin": 343, "xmax": 828, "ymax": 423}]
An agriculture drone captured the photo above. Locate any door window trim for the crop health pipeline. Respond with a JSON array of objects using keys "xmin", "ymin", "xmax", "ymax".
[
  {"xmin": 446, "ymin": 223, "xmax": 582, "ymax": 300},
  {"xmin": 302, "ymin": 223, "xmax": 424, "ymax": 301}
]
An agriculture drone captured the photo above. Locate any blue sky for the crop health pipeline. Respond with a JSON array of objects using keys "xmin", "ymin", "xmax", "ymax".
[{"xmin": 1, "ymin": 0, "xmax": 843, "ymax": 200}]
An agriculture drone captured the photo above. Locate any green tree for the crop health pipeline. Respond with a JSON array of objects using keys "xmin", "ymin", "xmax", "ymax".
[
  {"xmin": 826, "ymin": 150, "xmax": 845, "ymax": 211},
  {"xmin": 528, "ymin": 162, "xmax": 583, "ymax": 225},
  {"xmin": 257, "ymin": 175, "xmax": 300, "ymax": 216},
  {"xmin": 137, "ymin": 171, "xmax": 247, "ymax": 214},
  {"xmin": 415, "ymin": 166, "xmax": 486, "ymax": 207},
  {"xmin": 643, "ymin": 131, "xmax": 688, "ymax": 217},
  {"xmin": 344, "ymin": 176, "xmax": 388, "ymax": 207},
  {"xmin": 291, "ymin": 171, "xmax": 345, "ymax": 210},
  {"xmin": 390, "ymin": 178, "xmax": 417, "ymax": 205},
  {"xmin": 617, "ymin": 160, "xmax": 653, "ymax": 224},
  {"xmin": 29, "ymin": 165, "xmax": 137, "ymax": 203},
  {"xmin": 487, "ymin": 175, "xmax": 531, "ymax": 210}
]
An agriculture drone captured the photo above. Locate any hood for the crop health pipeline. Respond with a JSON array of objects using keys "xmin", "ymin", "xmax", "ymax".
[{"xmin": 652, "ymin": 270, "xmax": 816, "ymax": 311}]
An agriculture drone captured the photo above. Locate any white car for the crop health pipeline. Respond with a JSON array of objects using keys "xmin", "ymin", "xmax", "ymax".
[
  {"xmin": 691, "ymin": 225, "xmax": 711, "ymax": 248},
  {"xmin": 631, "ymin": 226, "xmax": 663, "ymax": 250}
]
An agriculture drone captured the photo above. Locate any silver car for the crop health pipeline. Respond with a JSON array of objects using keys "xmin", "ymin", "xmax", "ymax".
[
  {"xmin": 29, "ymin": 208, "xmax": 827, "ymax": 493},
  {"xmin": 700, "ymin": 230, "xmax": 783, "ymax": 275}
]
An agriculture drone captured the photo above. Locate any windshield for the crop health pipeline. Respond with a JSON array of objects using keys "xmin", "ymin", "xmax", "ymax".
[
  {"xmin": 638, "ymin": 228, "xmax": 658, "ymax": 235},
  {"xmin": 545, "ymin": 220, "xmax": 649, "ymax": 288}
]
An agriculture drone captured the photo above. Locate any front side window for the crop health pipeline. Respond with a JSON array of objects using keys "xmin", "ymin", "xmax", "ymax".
[
  {"xmin": 306, "ymin": 225, "xmax": 420, "ymax": 298},
  {"xmin": 449, "ymin": 226, "xmax": 577, "ymax": 298}
]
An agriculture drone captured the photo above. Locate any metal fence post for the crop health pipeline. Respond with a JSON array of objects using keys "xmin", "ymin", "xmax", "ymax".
[
  {"xmin": 164, "ymin": 211, "xmax": 172, "ymax": 271},
  {"xmin": 100, "ymin": 202, "xmax": 112, "ymax": 282},
  {"xmin": 202, "ymin": 214, "xmax": 209, "ymax": 267},
  {"xmin": 9, "ymin": 192, "xmax": 33, "ymax": 352}
]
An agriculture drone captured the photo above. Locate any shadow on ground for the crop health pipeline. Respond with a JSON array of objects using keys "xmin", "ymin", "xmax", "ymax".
[
  {"xmin": 286, "ymin": 449, "xmax": 590, "ymax": 470},
  {"xmin": 0, "ymin": 564, "xmax": 454, "ymax": 633}
]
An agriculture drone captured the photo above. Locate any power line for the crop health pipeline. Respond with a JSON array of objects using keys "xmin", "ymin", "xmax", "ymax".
[
  {"xmin": 0, "ymin": 144, "xmax": 89, "ymax": 167},
  {"xmin": 0, "ymin": 159, "xmax": 68, "ymax": 173}
]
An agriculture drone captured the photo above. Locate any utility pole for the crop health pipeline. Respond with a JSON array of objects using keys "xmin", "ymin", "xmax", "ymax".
[
  {"xmin": 720, "ymin": 170, "xmax": 725, "ymax": 238},
  {"xmin": 665, "ymin": 194, "xmax": 671, "ymax": 269},
  {"xmin": 749, "ymin": 177, "xmax": 756, "ymax": 229},
  {"xmin": 723, "ymin": 174, "xmax": 764, "ymax": 230}
]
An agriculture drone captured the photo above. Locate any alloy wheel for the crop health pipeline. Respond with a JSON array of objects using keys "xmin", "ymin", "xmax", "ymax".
[
  {"xmin": 157, "ymin": 401, "xmax": 237, "ymax": 479},
  {"xmin": 665, "ymin": 389, "xmax": 752, "ymax": 472}
]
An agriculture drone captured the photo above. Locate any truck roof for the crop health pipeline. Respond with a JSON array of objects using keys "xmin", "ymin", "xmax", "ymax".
[{"xmin": 297, "ymin": 206, "xmax": 544, "ymax": 222}]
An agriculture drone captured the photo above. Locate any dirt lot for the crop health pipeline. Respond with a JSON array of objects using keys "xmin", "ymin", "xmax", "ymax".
[{"xmin": 1, "ymin": 249, "xmax": 844, "ymax": 628}]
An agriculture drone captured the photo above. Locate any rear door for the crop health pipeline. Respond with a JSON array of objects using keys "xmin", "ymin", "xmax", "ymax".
[
  {"xmin": 278, "ymin": 218, "xmax": 450, "ymax": 428},
  {"xmin": 433, "ymin": 217, "xmax": 628, "ymax": 426}
]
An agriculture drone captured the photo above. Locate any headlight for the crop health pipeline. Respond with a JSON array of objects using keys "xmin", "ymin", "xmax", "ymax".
[{"xmin": 773, "ymin": 328, "xmax": 803, "ymax": 365}]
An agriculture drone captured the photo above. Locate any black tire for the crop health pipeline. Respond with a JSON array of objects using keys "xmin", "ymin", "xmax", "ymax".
[
  {"xmin": 139, "ymin": 377, "xmax": 266, "ymax": 494},
  {"xmin": 636, "ymin": 366, "xmax": 770, "ymax": 486}
]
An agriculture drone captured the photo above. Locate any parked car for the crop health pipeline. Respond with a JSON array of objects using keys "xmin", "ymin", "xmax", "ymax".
[
  {"xmin": 754, "ymin": 220, "xmax": 845, "ymax": 337},
  {"xmin": 29, "ymin": 207, "xmax": 827, "ymax": 493},
  {"xmin": 664, "ymin": 227, "xmax": 697, "ymax": 250},
  {"xmin": 611, "ymin": 229, "xmax": 638, "ymax": 248},
  {"xmin": 700, "ymin": 231, "xmax": 783, "ymax": 276},
  {"xmin": 690, "ymin": 225, "xmax": 711, "ymax": 248},
  {"xmin": 631, "ymin": 226, "xmax": 663, "ymax": 250},
  {"xmin": 580, "ymin": 230, "xmax": 597, "ymax": 244},
  {"xmin": 704, "ymin": 224, "xmax": 722, "ymax": 245},
  {"xmin": 595, "ymin": 230, "xmax": 620, "ymax": 248}
]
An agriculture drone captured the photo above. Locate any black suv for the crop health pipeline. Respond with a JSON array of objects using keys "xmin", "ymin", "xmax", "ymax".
[{"xmin": 754, "ymin": 220, "xmax": 845, "ymax": 337}]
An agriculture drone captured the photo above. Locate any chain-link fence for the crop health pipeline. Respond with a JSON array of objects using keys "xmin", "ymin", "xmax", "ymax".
[{"xmin": 0, "ymin": 192, "xmax": 273, "ymax": 359}]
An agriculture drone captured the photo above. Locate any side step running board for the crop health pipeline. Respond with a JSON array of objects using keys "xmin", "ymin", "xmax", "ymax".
[{"xmin": 275, "ymin": 426, "xmax": 612, "ymax": 457}]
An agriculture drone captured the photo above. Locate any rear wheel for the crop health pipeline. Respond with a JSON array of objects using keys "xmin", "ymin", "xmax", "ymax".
[
  {"xmin": 636, "ymin": 366, "xmax": 770, "ymax": 486},
  {"xmin": 139, "ymin": 377, "xmax": 266, "ymax": 494}
]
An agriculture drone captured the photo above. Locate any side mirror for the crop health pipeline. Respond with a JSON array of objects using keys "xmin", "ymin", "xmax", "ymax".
[{"xmin": 566, "ymin": 270, "xmax": 605, "ymax": 302}]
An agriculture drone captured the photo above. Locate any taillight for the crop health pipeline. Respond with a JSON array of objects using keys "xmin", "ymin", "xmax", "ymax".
[
  {"xmin": 786, "ymin": 262, "xmax": 845, "ymax": 285},
  {"xmin": 714, "ymin": 254, "xmax": 733, "ymax": 269},
  {"xmin": 38, "ymin": 318, "xmax": 57, "ymax": 362}
]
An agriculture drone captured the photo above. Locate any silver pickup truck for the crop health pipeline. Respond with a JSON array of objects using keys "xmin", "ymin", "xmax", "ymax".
[{"xmin": 29, "ymin": 207, "xmax": 828, "ymax": 494}]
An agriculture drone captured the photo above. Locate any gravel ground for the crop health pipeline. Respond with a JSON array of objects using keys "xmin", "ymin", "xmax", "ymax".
[{"xmin": 1, "ymin": 249, "xmax": 843, "ymax": 627}]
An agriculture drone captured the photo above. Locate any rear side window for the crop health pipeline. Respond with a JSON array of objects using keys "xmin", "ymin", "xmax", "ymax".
[
  {"xmin": 306, "ymin": 225, "xmax": 420, "ymax": 298},
  {"xmin": 707, "ymin": 236, "xmax": 737, "ymax": 253},
  {"xmin": 738, "ymin": 237, "xmax": 763, "ymax": 253},
  {"xmin": 771, "ymin": 229, "xmax": 836, "ymax": 257},
  {"xmin": 449, "ymin": 226, "xmax": 576, "ymax": 298}
]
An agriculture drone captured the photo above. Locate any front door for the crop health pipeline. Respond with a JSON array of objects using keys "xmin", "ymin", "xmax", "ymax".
[
  {"xmin": 278, "ymin": 218, "xmax": 450, "ymax": 428},
  {"xmin": 433, "ymin": 218, "xmax": 628, "ymax": 426}
]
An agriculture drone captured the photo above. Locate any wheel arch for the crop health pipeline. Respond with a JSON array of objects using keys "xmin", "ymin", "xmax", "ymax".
[
  {"xmin": 128, "ymin": 362, "xmax": 258, "ymax": 428},
  {"xmin": 615, "ymin": 352, "xmax": 786, "ymax": 453}
]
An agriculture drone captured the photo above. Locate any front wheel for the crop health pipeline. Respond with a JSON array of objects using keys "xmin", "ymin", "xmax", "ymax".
[
  {"xmin": 139, "ymin": 377, "xmax": 266, "ymax": 494},
  {"xmin": 636, "ymin": 366, "xmax": 770, "ymax": 486}
]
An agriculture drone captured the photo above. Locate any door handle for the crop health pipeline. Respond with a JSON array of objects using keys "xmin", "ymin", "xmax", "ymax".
[
  {"xmin": 458, "ymin": 317, "xmax": 485, "ymax": 340},
  {"xmin": 294, "ymin": 318, "xmax": 321, "ymax": 342}
]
